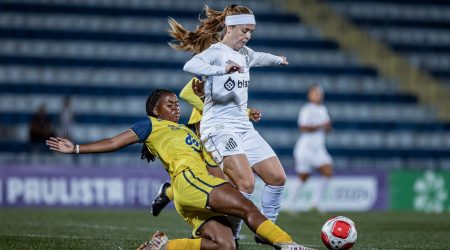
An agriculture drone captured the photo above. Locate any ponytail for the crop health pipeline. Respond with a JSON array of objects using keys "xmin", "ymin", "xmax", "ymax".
[{"xmin": 168, "ymin": 4, "xmax": 253, "ymax": 54}]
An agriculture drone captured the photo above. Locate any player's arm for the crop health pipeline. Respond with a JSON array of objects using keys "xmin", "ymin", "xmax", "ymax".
[
  {"xmin": 299, "ymin": 114, "xmax": 332, "ymax": 132},
  {"xmin": 323, "ymin": 107, "xmax": 333, "ymax": 132},
  {"xmin": 180, "ymin": 77, "xmax": 204, "ymax": 111},
  {"xmin": 180, "ymin": 78, "xmax": 204, "ymax": 128},
  {"xmin": 245, "ymin": 46, "xmax": 288, "ymax": 67},
  {"xmin": 47, "ymin": 118, "xmax": 151, "ymax": 154},
  {"xmin": 184, "ymin": 49, "xmax": 243, "ymax": 75},
  {"xmin": 300, "ymin": 122, "xmax": 332, "ymax": 132},
  {"xmin": 323, "ymin": 120, "xmax": 332, "ymax": 132},
  {"xmin": 300, "ymin": 109, "xmax": 332, "ymax": 132},
  {"xmin": 298, "ymin": 106, "xmax": 327, "ymax": 132},
  {"xmin": 46, "ymin": 130, "xmax": 137, "ymax": 154}
]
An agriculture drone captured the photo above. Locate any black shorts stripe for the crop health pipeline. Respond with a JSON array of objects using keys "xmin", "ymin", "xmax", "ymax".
[
  {"xmin": 188, "ymin": 169, "xmax": 222, "ymax": 188},
  {"xmin": 205, "ymin": 160, "xmax": 219, "ymax": 168},
  {"xmin": 182, "ymin": 170, "xmax": 208, "ymax": 195}
]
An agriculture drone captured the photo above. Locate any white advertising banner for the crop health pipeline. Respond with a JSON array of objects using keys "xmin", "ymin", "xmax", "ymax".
[{"xmin": 250, "ymin": 175, "xmax": 380, "ymax": 212}]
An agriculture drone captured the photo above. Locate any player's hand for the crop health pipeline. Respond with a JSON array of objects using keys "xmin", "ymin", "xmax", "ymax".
[
  {"xmin": 46, "ymin": 137, "xmax": 75, "ymax": 154},
  {"xmin": 192, "ymin": 78, "xmax": 205, "ymax": 98},
  {"xmin": 279, "ymin": 56, "xmax": 289, "ymax": 65},
  {"xmin": 225, "ymin": 61, "xmax": 244, "ymax": 74},
  {"xmin": 323, "ymin": 121, "xmax": 332, "ymax": 131},
  {"xmin": 249, "ymin": 108, "xmax": 262, "ymax": 122}
]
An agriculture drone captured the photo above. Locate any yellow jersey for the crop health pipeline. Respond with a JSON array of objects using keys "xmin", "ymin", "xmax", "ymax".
[{"xmin": 130, "ymin": 116, "xmax": 216, "ymax": 178}]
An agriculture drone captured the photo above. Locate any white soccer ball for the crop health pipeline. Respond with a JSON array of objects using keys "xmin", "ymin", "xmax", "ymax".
[{"xmin": 321, "ymin": 216, "xmax": 357, "ymax": 250}]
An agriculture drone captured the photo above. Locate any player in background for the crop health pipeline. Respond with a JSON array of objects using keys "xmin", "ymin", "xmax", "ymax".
[
  {"xmin": 169, "ymin": 4, "xmax": 288, "ymax": 243},
  {"xmin": 287, "ymin": 85, "xmax": 333, "ymax": 212},
  {"xmin": 46, "ymin": 89, "xmax": 314, "ymax": 250}
]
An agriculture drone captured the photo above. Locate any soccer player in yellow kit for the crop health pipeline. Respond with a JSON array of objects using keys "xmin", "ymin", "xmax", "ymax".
[{"xmin": 46, "ymin": 89, "xmax": 313, "ymax": 250}]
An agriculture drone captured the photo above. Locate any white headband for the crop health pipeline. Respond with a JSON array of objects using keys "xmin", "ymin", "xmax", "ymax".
[{"xmin": 225, "ymin": 14, "xmax": 256, "ymax": 26}]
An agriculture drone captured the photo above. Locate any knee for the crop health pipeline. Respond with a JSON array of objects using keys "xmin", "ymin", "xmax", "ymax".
[
  {"xmin": 299, "ymin": 173, "xmax": 309, "ymax": 182},
  {"xmin": 323, "ymin": 171, "xmax": 333, "ymax": 178},
  {"xmin": 320, "ymin": 164, "xmax": 333, "ymax": 178},
  {"xmin": 266, "ymin": 173, "xmax": 286, "ymax": 186},
  {"xmin": 274, "ymin": 174, "xmax": 287, "ymax": 186},
  {"xmin": 236, "ymin": 180, "xmax": 255, "ymax": 193}
]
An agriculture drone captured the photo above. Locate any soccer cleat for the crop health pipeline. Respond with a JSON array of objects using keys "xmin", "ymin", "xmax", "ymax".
[
  {"xmin": 136, "ymin": 231, "xmax": 169, "ymax": 250},
  {"xmin": 256, "ymin": 236, "xmax": 316, "ymax": 250},
  {"xmin": 273, "ymin": 242, "xmax": 317, "ymax": 250},
  {"xmin": 254, "ymin": 235, "xmax": 273, "ymax": 246},
  {"xmin": 151, "ymin": 182, "xmax": 171, "ymax": 216}
]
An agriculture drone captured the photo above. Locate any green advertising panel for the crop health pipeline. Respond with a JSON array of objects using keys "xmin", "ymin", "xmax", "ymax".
[{"xmin": 390, "ymin": 170, "xmax": 450, "ymax": 212}]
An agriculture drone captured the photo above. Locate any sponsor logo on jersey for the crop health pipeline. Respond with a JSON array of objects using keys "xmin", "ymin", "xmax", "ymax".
[
  {"xmin": 185, "ymin": 133, "xmax": 202, "ymax": 152},
  {"xmin": 224, "ymin": 76, "xmax": 236, "ymax": 91},
  {"xmin": 224, "ymin": 76, "xmax": 248, "ymax": 91},
  {"xmin": 237, "ymin": 79, "xmax": 249, "ymax": 88}
]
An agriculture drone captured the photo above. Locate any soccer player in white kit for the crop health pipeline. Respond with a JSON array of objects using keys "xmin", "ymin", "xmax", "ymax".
[
  {"xmin": 168, "ymin": 4, "xmax": 289, "ymax": 244},
  {"xmin": 288, "ymin": 85, "xmax": 333, "ymax": 212}
]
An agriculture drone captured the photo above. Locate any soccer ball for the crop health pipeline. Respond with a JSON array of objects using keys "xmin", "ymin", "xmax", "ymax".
[{"xmin": 321, "ymin": 216, "xmax": 357, "ymax": 250}]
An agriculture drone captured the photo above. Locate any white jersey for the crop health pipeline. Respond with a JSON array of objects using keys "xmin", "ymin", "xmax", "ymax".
[
  {"xmin": 297, "ymin": 102, "xmax": 330, "ymax": 148},
  {"xmin": 183, "ymin": 42, "xmax": 283, "ymax": 134}
]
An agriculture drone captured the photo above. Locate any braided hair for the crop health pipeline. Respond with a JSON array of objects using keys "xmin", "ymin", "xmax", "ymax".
[{"xmin": 141, "ymin": 89, "xmax": 173, "ymax": 163}]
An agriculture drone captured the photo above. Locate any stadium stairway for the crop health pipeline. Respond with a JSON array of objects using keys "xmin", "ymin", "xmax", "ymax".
[
  {"xmin": 284, "ymin": 0, "xmax": 450, "ymax": 120},
  {"xmin": 326, "ymin": 0, "xmax": 450, "ymax": 84},
  {"xmin": 0, "ymin": 0, "xmax": 449, "ymax": 169}
]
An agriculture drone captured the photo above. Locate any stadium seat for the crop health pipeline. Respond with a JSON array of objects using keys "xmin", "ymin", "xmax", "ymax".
[{"xmin": 0, "ymin": 0, "xmax": 449, "ymax": 169}]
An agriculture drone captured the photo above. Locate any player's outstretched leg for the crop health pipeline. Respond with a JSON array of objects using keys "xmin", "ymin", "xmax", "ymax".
[
  {"xmin": 151, "ymin": 183, "xmax": 172, "ymax": 216},
  {"xmin": 209, "ymin": 183, "xmax": 316, "ymax": 250}
]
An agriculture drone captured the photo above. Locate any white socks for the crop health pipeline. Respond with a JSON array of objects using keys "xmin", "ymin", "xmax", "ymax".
[
  {"xmin": 312, "ymin": 177, "xmax": 329, "ymax": 209},
  {"xmin": 286, "ymin": 180, "xmax": 303, "ymax": 211},
  {"xmin": 287, "ymin": 177, "xmax": 330, "ymax": 211},
  {"xmin": 261, "ymin": 184, "xmax": 284, "ymax": 222}
]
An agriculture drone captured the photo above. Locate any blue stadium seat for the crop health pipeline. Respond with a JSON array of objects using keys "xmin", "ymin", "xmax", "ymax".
[{"xmin": 1, "ymin": 0, "xmax": 449, "ymax": 169}]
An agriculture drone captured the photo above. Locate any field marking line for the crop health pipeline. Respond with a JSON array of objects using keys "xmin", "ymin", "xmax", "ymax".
[{"xmin": 3, "ymin": 233, "xmax": 95, "ymax": 240}]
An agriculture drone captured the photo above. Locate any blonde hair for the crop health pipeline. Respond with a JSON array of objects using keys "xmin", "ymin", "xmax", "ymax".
[{"xmin": 168, "ymin": 4, "xmax": 253, "ymax": 54}]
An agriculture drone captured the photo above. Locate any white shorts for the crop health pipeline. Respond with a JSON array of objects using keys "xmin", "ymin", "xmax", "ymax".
[
  {"xmin": 294, "ymin": 143, "xmax": 333, "ymax": 174},
  {"xmin": 202, "ymin": 128, "xmax": 276, "ymax": 167}
]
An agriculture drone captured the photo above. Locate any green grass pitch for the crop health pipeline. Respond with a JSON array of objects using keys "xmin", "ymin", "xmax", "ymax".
[{"xmin": 1, "ymin": 208, "xmax": 449, "ymax": 249}]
